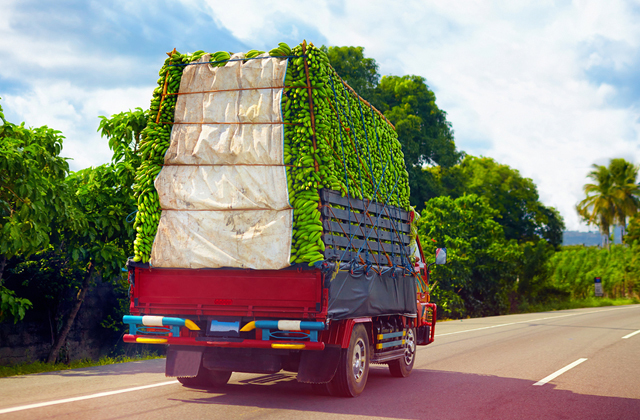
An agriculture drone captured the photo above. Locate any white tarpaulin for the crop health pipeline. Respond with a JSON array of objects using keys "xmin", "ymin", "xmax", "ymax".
[{"xmin": 150, "ymin": 53, "xmax": 292, "ymax": 269}]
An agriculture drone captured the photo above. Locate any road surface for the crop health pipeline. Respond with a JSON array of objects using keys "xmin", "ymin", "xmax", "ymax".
[{"xmin": 1, "ymin": 304, "xmax": 639, "ymax": 419}]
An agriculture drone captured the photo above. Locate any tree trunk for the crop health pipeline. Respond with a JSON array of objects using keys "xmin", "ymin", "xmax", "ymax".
[{"xmin": 47, "ymin": 263, "xmax": 95, "ymax": 364}]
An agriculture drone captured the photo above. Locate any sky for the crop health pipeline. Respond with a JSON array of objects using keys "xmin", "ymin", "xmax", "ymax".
[{"xmin": 1, "ymin": 0, "xmax": 639, "ymax": 231}]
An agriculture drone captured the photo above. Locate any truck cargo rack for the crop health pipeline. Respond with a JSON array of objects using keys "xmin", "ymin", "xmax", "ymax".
[{"xmin": 319, "ymin": 189, "xmax": 412, "ymax": 267}]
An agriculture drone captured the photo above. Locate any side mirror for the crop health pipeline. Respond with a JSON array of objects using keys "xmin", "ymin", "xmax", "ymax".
[{"xmin": 435, "ymin": 248, "xmax": 447, "ymax": 265}]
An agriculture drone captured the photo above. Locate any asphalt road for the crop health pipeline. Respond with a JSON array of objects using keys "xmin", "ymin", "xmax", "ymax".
[{"xmin": 1, "ymin": 304, "xmax": 639, "ymax": 419}]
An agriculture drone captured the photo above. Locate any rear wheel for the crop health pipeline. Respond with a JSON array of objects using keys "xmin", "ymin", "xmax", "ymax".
[
  {"xmin": 178, "ymin": 366, "xmax": 232, "ymax": 388},
  {"xmin": 329, "ymin": 324, "xmax": 369, "ymax": 397},
  {"xmin": 388, "ymin": 327, "xmax": 416, "ymax": 378}
]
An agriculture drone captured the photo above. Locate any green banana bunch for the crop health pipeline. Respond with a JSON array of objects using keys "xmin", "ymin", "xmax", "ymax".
[
  {"xmin": 132, "ymin": 50, "xmax": 191, "ymax": 263},
  {"xmin": 245, "ymin": 49, "xmax": 265, "ymax": 60},
  {"xmin": 133, "ymin": 43, "xmax": 411, "ymax": 267},
  {"xmin": 281, "ymin": 41, "xmax": 410, "ymax": 266},
  {"xmin": 210, "ymin": 51, "xmax": 231, "ymax": 67},
  {"xmin": 269, "ymin": 42, "xmax": 292, "ymax": 57}
]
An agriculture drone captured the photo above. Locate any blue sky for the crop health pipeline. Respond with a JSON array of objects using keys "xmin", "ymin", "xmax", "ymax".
[{"xmin": 1, "ymin": 0, "xmax": 639, "ymax": 231}]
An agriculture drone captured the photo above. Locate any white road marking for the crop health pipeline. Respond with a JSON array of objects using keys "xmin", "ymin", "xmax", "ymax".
[
  {"xmin": 435, "ymin": 306, "xmax": 638, "ymax": 338},
  {"xmin": 0, "ymin": 380, "xmax": 178, "ymax": 415},
  {"xmin": 533, "ymin": 358, "xmax": 588, "ymax": 386},
  {"xmin": 622, "ymin": 329, "xmax": 640, "ymax": 339}
]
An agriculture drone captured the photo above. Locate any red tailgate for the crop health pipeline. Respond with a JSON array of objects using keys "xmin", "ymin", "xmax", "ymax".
[{"xmin": 131, "ymin": 267, "xmax": 324, "ymax": 319}]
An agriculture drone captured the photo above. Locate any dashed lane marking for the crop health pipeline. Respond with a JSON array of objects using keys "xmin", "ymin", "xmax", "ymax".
[{"xmin": 533, "ymin": 358, "xmax": 588, "ymax": 386}]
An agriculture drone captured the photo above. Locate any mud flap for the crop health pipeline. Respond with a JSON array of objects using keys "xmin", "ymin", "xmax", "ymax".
[
  {"xmin": 296, "ymin": 344, "xmax": 341, "ymax": 384},
  {"xmin": 416, "ymin": 325, "xmax": 431, "ymax": 345},
  {"xmin": 165, "ymin": 345, "xmax": 204, "ymax": 377}
]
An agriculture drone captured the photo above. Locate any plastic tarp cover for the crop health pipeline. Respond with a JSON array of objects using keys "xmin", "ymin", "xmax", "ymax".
[
  {"xmin": 326, "ymin": 265, "xmax": 418, "ymax": 320},
  {"xmin": 150, "ymin": 53, "xmax": 293, "ymax": 269}
]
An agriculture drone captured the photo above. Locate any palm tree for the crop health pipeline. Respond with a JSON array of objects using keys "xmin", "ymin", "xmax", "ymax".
[
  {"xmin": 576, "ymin": 164, "xmax": 615, "ymax": 247},
  {"xmin": 577, "ymin": 159, "xmax": 640, "ymax": 247},
  {"xmin": 609, "ymin": 158, "xmax": 640, "ymax": 238}
]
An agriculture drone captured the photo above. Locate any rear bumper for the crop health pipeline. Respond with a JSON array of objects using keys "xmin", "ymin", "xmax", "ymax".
[{"xmin": 123, "ymin": 334, "xmax": 325, "ymax": 350}]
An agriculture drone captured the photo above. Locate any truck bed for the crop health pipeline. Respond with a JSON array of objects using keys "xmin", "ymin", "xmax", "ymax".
[{"xmin": 129, "ymin": 263, "xmax": 325, "ymax": 320}]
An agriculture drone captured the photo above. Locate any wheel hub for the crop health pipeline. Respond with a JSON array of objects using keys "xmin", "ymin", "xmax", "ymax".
[
  {"xmin": 352, "ymin": 337, "xmax": 367, "ymax": 382},
  {"xmin": 404, "ymin": 328, "xmax": 416, "ymax": 365}
]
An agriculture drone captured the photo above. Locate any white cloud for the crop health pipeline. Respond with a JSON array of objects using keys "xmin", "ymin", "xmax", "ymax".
[
  {"xmin": 3, "ymin": 83, "xmax": 152, "ymax": 170},
  {"xmin": 202, "ymin": 0, "xmax": 640, "ymax": 231},
  {"xmin": 3, "ymin": 0, "xmax": 639, "ymax": 233}
]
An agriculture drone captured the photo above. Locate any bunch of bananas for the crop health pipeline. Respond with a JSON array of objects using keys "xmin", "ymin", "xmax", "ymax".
[
  {"xmin": 210, "ymin": 51, "xmax": 231, "ymax": 66},
  {"xmin": 269, "ymin": 43, "xmax": 292, "ymax": 57},
  {"xmin": 245, "ymin": 50, "xmax": 265, "ymax": 60},
  {"xmin": 132, "ymin": 50, "xmax": 188, "ymax": 262},
  {"xmin": 132, "ymin": 42, "xmax": 410, "ymax": 267},
  {"xmin": 278, "ymin": 42, "xmax": 410, "ymax": 265}
]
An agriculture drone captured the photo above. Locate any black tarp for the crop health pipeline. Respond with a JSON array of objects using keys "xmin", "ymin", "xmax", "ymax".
[{"xmin": 325, "ymin": 263, "xmax": 417, "ymax": 320}]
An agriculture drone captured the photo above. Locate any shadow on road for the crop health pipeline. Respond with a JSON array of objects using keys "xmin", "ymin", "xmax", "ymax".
[{"xmin": 169, "ymin": 366, "xmax": 640, "ymax": 419}]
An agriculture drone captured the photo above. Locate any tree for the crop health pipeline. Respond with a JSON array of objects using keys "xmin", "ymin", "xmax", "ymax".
[
  {"xmin": 43, "ymin": 109, "xmax": 146, "ymax": 363},
  {"xmin": 433, "ymin": 156, "xmax": 565, "ymax": 247},
  {"xmin": 625, "ymin": 213, "xmax": 640, "ymax": 245},
  {"xmin": 515, "ymin": 239, "xmax": 567, "ymax": 305},
  {"xmin": 577, "ymin": 159, "xmax": 639, "ymax": 246},
  {"xmin": 376, "ymin": 75, "xmax": 461, "ymax": 208},
  {"xmin": 609, "ymin": 158, "xmax": 640, "ymax": 237},
  {"xmin": 322, "ymin": 47, "xmax": 462, "ymax": 208},
  {"xmin": 97, "ymin": 108, "xmax": 147, "ymax": 186},
  {"xmin": 547, "ymin": 244, "xmax": 639, "ymax": 299},
  {"xmin": 44, "ymin": 163, "xmax": 136, "ymax": 363},
  {"xmin": 1, "ymin": 105, "xmax": 145, "ymax": 361},
  {"xmin": 322, "ymin": 46, "xmax": 380, "ymax": 103},
  {"xmin": 0, "ymin": 97, "xmax": 77, "ymax": 322},
  {"xmin": 418, "ymin": 194, "xmax": 521, "ymax": 318},
  {"xmin": 577, "ymin": 164, "xmax": 615, "ymax": 246}
]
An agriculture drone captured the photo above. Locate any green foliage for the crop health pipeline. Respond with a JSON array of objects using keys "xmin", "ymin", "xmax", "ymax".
[
  {"xmin": 625, "ymin": 213, "xmax": 640, "ymax": 245},
  {"xmin": 6, "ymin": 245, "xmax": 85, "ymax": 320},
  {"xmin": 433, "ymin": 155, "xmax": 565, "ymax": 247},
  {"xmin": 547, "ymin": 244, "xmax": 640, "ymax": 299},
  {"xmin": 322, "ymin": 47, "xmax": 461, "ymax": 209},
  {"xmin": 419, "ymin": 194, "xmax": 521, "ymax": 318},
  {"xmin": 8, "ymin": 162, "xmax": 135, "ymax": 300},
  {"xmin": 577, "ymin": 159, "xmax": 639, "ymax": 243},
  {"xmin": 322, "ymin": 46, "xmax": 380, "ymax": 101},
  {"xmin": 0, "ymin": 96, "xmax": 77, "ymax": 322},
  {"xmin": 0, "ymin": 98, "xmax": 141, "ymax": 365},
  {"xmin": 517, "ymin": 297, "xmax": 639, "ymax": 315},
  {"xmin": 577, "ymin": 164, "xmax": 616, "ymax": 241},
  {"xmin": 0, "ymin": 97, "xmax": 74, "ymax": 261},
  {"xmin": 609, "ymin": 158, "xmax": 640, "ymax": 230},
  {"xmin": 377, "ymin": 75, "xmax": 459, "ymax": 165},
  {"xmin": 64, "ymin": 164, "xmax": 135, "ymax": 277},
  {"xmin": 0, "ymin": 353, "xmax": 163, "ymax": 378},
  {"xmin": 377, "ymin": 75, "xmax": 461, "ymax": 209},
  {"xmin": 97, "ymin": 108, "xmax": 147, "ymax": 186},
  {"xmin": 0, "ymin": 285, "xmax": 32, "ymax": 323}
]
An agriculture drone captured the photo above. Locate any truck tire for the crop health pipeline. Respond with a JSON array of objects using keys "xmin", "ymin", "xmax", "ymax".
[
  {"xmin": 178, "ymin": 367, "xmax": 232, "ymax": 388},
  {"xmin": 388, "ymin": 327, "xmax": 416, "ymax": 377},
  {"xmin": 329, "ymin": 323, "xmax": 369, "ymax": 397}
]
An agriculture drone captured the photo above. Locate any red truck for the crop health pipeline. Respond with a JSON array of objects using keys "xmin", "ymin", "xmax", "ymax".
[{"xmin": 123, "ymin": 189, "xmax": 441, "ymax": 397}]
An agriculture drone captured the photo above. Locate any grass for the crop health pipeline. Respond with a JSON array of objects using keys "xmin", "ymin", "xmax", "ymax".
[
  {"xmin": 0, "ymin": 353, "xmax": 163, "ymax": 378},
  {"xmin": 436, "ymin": 297, "xmax": 640, "ymax": 321},
  {"xmin": 516, "ymin": 297, "xmax": 640, "ymax": 314}
]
